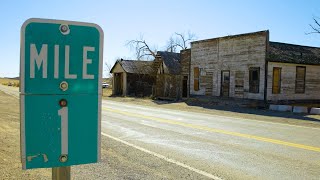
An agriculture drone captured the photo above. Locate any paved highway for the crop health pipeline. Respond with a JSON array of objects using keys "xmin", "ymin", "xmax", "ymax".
[
  {"xmin": 1, "ymin": 84, "xmax": 320, "ymax": 179},
  {"xmin": 101, "ymin": 101, "xmax": 320, "ymax": 180}
]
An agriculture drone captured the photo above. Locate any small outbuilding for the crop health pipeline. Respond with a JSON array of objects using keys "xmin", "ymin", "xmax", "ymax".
[
  {"xmin": 110, "ymin": 59, "xmax": 155, "ymax": 97},
  {"xmin": 153, "ymin": 51, "xmax": 182, "ymax": 100}
]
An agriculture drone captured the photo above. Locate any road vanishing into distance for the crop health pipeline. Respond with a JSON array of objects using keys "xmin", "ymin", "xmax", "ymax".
[{"xmin": 1, "ymin": 84, "xmax": 320, "ymax": 180}]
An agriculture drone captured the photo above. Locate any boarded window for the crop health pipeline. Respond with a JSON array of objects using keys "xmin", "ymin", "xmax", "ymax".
[
  {"xmin": 234, "ymin": 71, "xmax": 244, "ymax": 98},
  {"xmin": 295, "ymin": 66, "xmax": 306, "ymax": 93},
  {"xmin": 194, "ymin": 67, "xmax": 199, "ymax": 91},
  {"xmin": 249, "ymin": 67, "xmax": 260, "ymax": 93},
  {"xmin": 272, "ymin": 67, "xmax": 281, "ymax": 94},
  {"xmin": 200, "ymin": 68, "xmax": 206, "ymax": 76}
]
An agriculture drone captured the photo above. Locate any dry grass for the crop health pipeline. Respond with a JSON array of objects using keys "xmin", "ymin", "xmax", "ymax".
[
  {"xmin": 102, "ymin": 78, "xmax": 112, "ymax": 84},
  {"xmin": 0, "ymin": 78, "xmax": 19, "ymax": 87},
  {"xmin": 102, "ymin": 87, "xmax": 112, "ymax": 97},
  {"xmin": 0, "ymin": 91, "xmax": 50, "ymax": 179}
]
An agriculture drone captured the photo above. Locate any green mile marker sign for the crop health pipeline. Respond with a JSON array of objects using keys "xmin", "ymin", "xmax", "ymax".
[{"xmin": 20, "ymin": 18, "xmax": 103, "ymax": 169}]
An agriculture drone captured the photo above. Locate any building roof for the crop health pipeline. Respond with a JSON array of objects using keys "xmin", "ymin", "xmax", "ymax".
[
  {"xmin": 191, "ymin": 30, "xmax": 269, "ymax": 44},
  {"xmin": 267, "ymin": 42, "xmax": 320, "ymax": 65},
  {"xmin": 110, "ymin": 59, "xmax": 154, "ymax": 74},
  {"xmin": 156, "ymin": 51, "xmax": 181, "ymax": 74}
]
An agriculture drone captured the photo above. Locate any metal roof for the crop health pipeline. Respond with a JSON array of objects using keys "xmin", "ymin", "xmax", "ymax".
[
  {"xmin": 156, "ymin": 51, "xmax": 181, "ymax": 74},
  {"xmin": 267, "ymin": 42, "xmax": 320, "ymax": 65},
  {"xmin": 110, "ymin": 59, "xmax": 155, "ymax": 74}
]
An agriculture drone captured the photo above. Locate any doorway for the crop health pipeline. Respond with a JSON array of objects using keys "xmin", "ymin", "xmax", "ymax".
[
  {"xmin": 221, "ymin": 71, "xmax": 230, "ymax": 97},
  {"xmin": 182, "ymin": 76, "xmax": 188, "ymax": 98},
  {"xmin": 114, "ymin": 73, "xmax": 123, "ymax": 95}
]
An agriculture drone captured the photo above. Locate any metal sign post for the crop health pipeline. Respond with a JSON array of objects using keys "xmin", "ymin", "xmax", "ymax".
[{"xmin": 20, "ymin": 18, "xmax": 103, "ymax": 176}]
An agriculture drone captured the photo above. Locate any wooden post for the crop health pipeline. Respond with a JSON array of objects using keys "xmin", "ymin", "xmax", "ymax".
[{"xmin": 52, "ymin": 167, "xmax": 70, "ymax": 180}]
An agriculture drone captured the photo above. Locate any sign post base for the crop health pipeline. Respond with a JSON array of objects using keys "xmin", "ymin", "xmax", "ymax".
[{"xmin": 52, "ymin": 167, "xmax": 70, "ymax": 180}]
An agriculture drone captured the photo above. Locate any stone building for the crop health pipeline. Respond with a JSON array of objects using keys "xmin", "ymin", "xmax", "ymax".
[{"xmin": 187, "ymin": 30, "xmax": 320, "ymax": 103}]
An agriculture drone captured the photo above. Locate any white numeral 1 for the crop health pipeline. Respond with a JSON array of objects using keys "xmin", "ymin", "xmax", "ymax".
[{"xmin": 58, "ymin": 107, "xmax": 68, "ymax": 155}]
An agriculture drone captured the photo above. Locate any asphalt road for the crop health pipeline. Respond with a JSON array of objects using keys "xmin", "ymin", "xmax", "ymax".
[
  {"xmin": 1, "ymin": 84, "xmax": 320, "ymax": 179},
  {"xmin": 101, "ymin": 100, "xmax": 320, "ymax": 180}
]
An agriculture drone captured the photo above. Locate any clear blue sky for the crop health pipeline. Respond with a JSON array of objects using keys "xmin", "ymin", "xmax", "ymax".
[{"xmin": 1, "ymin": 0, "xmax": 319, "ymax": 77}]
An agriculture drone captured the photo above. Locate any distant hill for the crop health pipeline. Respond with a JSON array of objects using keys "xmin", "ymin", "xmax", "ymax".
[{"xmin": 2, "ymin": 77, "xmax": 19, "ymax": 80}]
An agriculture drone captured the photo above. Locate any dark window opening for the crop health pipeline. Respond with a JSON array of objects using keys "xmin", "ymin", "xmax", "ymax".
[
  {"xmin": 182, "ymin": 76, "xmax": 188, "ymax": 97},
  {"xmin": 194, "ymin": 67, "xmax": 200, "ymax": 91},
  {"xmin": 249, "ymin": 67, "xmax": 260, "ymax": 93},
  {"xmin": 252, "ymin": 71, "xmax": 259, "ymax": 81}
]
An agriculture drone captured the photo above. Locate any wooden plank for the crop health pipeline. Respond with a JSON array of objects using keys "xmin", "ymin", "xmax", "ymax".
[
  {"xmin": 52, "ymin": 167, "xmax": 70, "ymax": 180},
  {"xmin": 272, "ymin": 67, "xmax": 281, "ymax": 94},
  {"xmin": 295, "ymin": 66, "xmax": 306, "ymax": 93},
  {"xmin": 194, "ymin": 79, "xmax": 199, "ymax": 91},
  {"xmin": 194, "ymin": 67, "xmax": 199, "ymax": 77}
]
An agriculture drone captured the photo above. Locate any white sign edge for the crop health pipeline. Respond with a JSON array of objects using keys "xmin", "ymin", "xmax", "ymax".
[
  {"xmin": 19, "ymin": 18, "xmax": 104, "ymax": 169},
  {"xmin": 97, "ymin": 19, "xmax": 103, "ymax": 163}
]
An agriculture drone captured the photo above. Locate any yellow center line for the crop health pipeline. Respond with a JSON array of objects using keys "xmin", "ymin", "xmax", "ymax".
[{"xmin": 103, "ymin": 107, "xmax": 320, "ymax": 153}]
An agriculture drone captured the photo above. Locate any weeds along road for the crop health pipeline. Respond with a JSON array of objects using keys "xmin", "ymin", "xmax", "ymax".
[{"xmin": 1, "ymin": 84, "xmax": 320, "ymax": 180}]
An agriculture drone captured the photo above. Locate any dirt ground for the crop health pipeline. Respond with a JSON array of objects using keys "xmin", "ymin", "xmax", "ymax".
[
  {"xmin": 102, "ymin": 88, "xmax": 112, "ymax": 97},
  {"xmin": 0, "ymin": 91, "xmax": 50, "ymax": 179}
]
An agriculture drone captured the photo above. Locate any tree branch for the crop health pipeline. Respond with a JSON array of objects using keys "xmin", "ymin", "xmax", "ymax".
[
  {"xmin": 307, "ymin": 17, "xmax": 320, "ymax": 34},
  {"xmin": 127, "ymin": 38, "xmax": 156, "ymax": 60},
  {"xmin": 166, "ymin": 32, "xmax": 197, "ymax": 52}
]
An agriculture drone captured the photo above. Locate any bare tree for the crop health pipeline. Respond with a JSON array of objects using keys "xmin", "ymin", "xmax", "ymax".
[
  {"xmin": 166, "ymin": 36, "xmax": 178, "ymax": 53},
  {"xmin": 308, "ymin": 17, "xmax": 320, "ymax": 34},
  {"xmin": 126, "ymin": 35, "xmax": 157, "ymax": 60},
  {"xmin": 127, "ymin": 32, "xmax": 196, "ymax": 60},
  {"xmin": 167, "ymin": 32, "xmax": 196, "ymax": 52},
  {"xmin": 104, "ymin": 60, "xmax": 113, "ymax": 78}
]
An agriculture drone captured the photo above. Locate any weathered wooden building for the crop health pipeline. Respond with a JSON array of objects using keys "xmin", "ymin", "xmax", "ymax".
[
  {"xmin": 153, "ymin": 51, "xmax": 182, "ymax": 99},
  {"xmin": 266, "ymin": 42, "xmax": 320, "ymax": 103},
  {"xmin": 180, "ymin": 49, "xmax": 191, "ymax": 98},
  {"xmin": 110, "ymin": 59, "xmax": 155, "ymax": 96},
  {"xmin": 188, "ymin": 30, "xmax": 320, "ymax": 103},
  {"xmin": 190, "ymin": 31, "xmax": 268, "ymax": 100}
]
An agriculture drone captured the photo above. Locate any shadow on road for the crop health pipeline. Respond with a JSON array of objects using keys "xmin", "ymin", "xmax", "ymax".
[{"xmin": 152, "ymin": 96, "xmax": 320, "ymax": 123}]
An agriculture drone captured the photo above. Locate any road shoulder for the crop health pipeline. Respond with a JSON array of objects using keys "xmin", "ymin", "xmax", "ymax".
[{"xmin": 0, "ymin": 91, "xmax": 51, "ymax": 179}]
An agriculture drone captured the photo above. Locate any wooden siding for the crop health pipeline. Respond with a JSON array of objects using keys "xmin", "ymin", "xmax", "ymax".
[
  {"xmin": 295, "ymin": 66, "xmax": 306, "ymax": 93},
  {"xmin": 272, "ymin": 67, "xmax": 281, "ymax": 94},
  {"xmin": 180, "ymin": 49, "xmax": 191, "ymax": 75},
  {"xmin": 180, "ymin": 49, "xmax": 191, "ymax": 97},
  {"xmin": 194, "ymin": 67, "xmax": 199, "ymax": 91},
  {"xmin": 267, "ymin": 62, "xmax": 320, "ymax": 101},
  {"xmin": 154, "ymin": 55, "xmax": 182, "ymax": 99},
  {"xmin": 111, "ymin": 63, "xmax": 127, "ymax": 96},
  {"xmin": 155, "ymin": 74, "xmax": 181, "ymax": 99},
  {"xmin": 190, "ymin": 31, "xmax": 268, "ymax": 100},
  {"xmin": 234, "ymin": 71, "xmax": 245, "ymax": 98},
  {"xmin": 111, "ymin": 63, "xmax": 125, "ymax": 73},
  {"xmin": 127, "ymin": 74, "xmax": 155, "ymax": 97}
]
